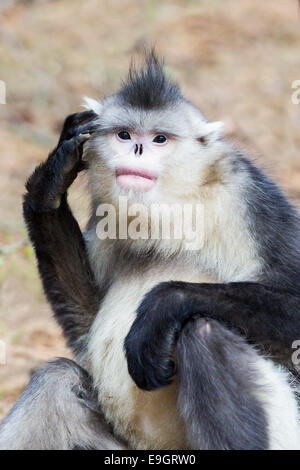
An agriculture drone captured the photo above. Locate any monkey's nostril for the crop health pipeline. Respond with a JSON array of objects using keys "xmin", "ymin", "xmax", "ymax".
[
  {"xmin": 139, "ymin": 144, "xmax": 143, "ymax": 155},
  {"xmin": 134, "ymin": 144, "xmax": 138, "ymax": 154}
]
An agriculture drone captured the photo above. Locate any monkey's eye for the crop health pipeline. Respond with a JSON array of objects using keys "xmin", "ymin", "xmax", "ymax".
[
  {"xmin": 117, "ymin": 131, "xmax": 131, "ymax": 140},
  {"xmin": 153, "ymin": 135, "xmax": 167, "ymax": 144}
]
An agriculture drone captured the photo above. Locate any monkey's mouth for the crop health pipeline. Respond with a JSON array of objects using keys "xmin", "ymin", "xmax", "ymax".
[{"xmin": 116, "ymin": 168, "xmax": 158, "ymax": 192}]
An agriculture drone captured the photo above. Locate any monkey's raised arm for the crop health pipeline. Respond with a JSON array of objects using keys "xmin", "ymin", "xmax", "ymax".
[
  {"xmin": 125, "ymin": 281, "xmax": 300, "ymax": 391},
  {"xmin": 23, "ymin": 111, "xmax": 100, "ymax": 355}
]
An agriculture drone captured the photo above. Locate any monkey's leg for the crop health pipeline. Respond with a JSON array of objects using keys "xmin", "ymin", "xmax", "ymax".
[
  {"xmin": 23, "ymin": 111, "xmax": 101, "ymax": 355},
  {"xmin": 176, "ymin": 318, "xmax": 300, "ymax": 450},
  {"xmin": 0, "ymin": 358, "xmax": 126, "ymax": 450}
]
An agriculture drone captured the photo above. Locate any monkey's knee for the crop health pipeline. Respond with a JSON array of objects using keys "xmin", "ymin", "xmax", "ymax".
[
  {"xmin": 0, "ymin": 358, "xmax": 125, "ymax": 450},
  {"xmin": 176, "ymin": 318, "xmax": 269, "ymax": 450},
  {"xmin": 177, "ymin": 319, "xmax": 300, "ymax": 450}
]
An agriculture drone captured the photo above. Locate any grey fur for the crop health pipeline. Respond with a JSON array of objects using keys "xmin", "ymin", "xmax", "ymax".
[
  {"xmin": 176, "ymin": 318, "xmax": 268, "ymax": 450},
  {"xmin": 0, "ymin": 358, "xmax": 125, "ymax": 450}
]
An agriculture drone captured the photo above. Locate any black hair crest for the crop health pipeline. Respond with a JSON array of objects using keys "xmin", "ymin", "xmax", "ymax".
[{"xmin": 118, "ymin": 51, "xmax": 182, "ymax": 110}]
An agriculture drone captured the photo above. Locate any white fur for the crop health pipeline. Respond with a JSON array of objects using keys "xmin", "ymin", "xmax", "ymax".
[
  {"xmin": 82, "ymin": 96, "xmax": 103, "ymax": 115},
  {"xmin": 254, "ymin": 359, "xmax": 300, "ymax": 450},
  {"xmin": 203, "ymin": 121, "xmax": 224, "ymax": 142}
]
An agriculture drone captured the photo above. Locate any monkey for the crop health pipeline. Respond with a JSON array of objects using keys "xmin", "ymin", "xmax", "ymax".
[{"xmin": 0, "ymin": 51, "xmax": 300, "ymax": 450}]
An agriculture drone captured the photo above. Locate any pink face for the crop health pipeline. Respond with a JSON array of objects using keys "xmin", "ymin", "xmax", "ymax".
[{"xmin": 110, "ymin": 130, "xmax": 172, "ymax": 192}]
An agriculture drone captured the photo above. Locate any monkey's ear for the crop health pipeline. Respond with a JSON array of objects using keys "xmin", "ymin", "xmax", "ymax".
[
  {"xmin": 197, "ymin": 121, "xmax": 224, "ymax": 145},
  {"xmin": 82, "ymin": 96, "xmax": 103, "ymax": 115}
]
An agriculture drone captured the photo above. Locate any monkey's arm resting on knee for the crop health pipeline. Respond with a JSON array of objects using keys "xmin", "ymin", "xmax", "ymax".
[
  {"xmin": 23, "ymin": 111, "xmax": 100, "ymax": 354},
  {"xmin": 125, "ymin": 281, "xmax": 300, "ymax": 390}
]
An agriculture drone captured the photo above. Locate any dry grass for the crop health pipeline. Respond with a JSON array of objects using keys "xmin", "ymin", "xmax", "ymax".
[{"xmin": 0, "ymin": 0, "xmax": 300, "ymax": 419}]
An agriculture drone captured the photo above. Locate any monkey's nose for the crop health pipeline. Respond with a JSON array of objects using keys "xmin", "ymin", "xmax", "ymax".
[{"xmin": 134, "ymin": 144, "xmax": 143, "ymax": 156}]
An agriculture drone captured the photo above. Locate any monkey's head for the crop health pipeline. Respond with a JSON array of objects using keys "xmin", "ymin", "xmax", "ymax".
[{"xmin": 84, "ymin": 52, "xmax": 225, "ymax": 208}]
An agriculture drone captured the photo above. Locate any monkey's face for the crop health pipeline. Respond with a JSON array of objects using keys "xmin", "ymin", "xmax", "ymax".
[
  {"xmin": 85, "ymin": 98, "xmax": 225, "ymax": 207},
  {"xmin": 108, "ymin": 129, "xmax": 175, "ymax": 193}
]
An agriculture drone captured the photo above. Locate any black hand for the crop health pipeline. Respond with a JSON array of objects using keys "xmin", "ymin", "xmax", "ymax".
[
  {"xmin": 124, "ymin": 282, "xmax": 185, "ymax": 391},
  {"xmin": 25, "ymin": 110, "xmax": 99, "ymax": 212}
]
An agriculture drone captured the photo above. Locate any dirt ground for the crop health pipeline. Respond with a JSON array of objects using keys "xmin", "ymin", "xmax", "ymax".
[{"xmin": 0, "ymin": 0, "xmax": 299, "ymax": 420}]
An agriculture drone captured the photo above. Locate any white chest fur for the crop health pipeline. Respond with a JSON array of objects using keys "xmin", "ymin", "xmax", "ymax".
[
  {"xmin": 86, "ymin": 265, "xmax": 215, "ymax": 449},
  {"xmin": 84, "ymin": 169, "xmax": 264, "ymax": 449}
]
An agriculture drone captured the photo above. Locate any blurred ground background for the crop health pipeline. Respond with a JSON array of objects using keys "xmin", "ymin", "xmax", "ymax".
[{"xmin": 0, "ymin": 0, "xmax": 300, "ymax": 419}]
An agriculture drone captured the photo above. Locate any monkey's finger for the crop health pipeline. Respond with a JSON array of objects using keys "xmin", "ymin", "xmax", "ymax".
[
  {"xmin": 78, "ymin": 133, "xmax": 91, "ymax": 143},
  {"xmin": 59, "ymin": 124, "xmax": 96, "ymax": 144},
  {"xmin": 66, "ymin": 122, "xmax": 100, "ymax": 140},
  {"xmin": 59, "ymin": 111, "xmax": 99, "ymax": 142},
  {"xmin": 51, "ymin": 135, "xmax": 88, "ymax": 173}
]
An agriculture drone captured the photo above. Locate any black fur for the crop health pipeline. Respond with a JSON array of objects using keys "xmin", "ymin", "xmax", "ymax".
[
  {"xmin": 118, "ymin": 50, "xmax": 182, "ymax": 110},
  {"xmin": 241, "ymin": 157, "xmax": 300, "ymax": 294},
  {"xmin": 23, "ymin": 111, "xmax": 102, "ymax": 355},
  {"xmin": 177, "ymin": 318, "xmax": 269, "ymax": 450},
  {"xmin": 57, "ymin": 110, "xmax": 99, "ymax": 144},
  {"xmin": 125, "ymin": 281, "xmax": 300, "ymax": 391}
]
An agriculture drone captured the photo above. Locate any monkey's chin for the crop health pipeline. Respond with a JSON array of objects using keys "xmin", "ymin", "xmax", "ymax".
[{"xmin": 116, "ymin": 175, "xmax": 156, "ymax": 192}]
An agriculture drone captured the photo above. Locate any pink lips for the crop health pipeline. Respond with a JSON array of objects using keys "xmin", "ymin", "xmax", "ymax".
[{"xmin": 116, "ymin": 168, "xmax": 158, "ymax": 192}]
